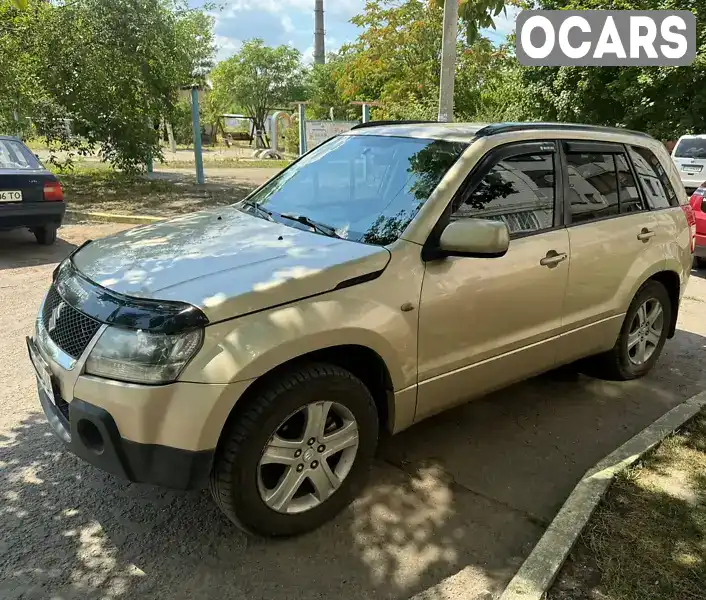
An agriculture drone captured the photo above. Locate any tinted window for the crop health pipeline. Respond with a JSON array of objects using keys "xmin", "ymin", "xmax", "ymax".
[
  {"xmin": 451, "ymin": 152, "xmax": 555, "ymax": 236},
  {"xmin": 0, "ymin": 139, "xmax": 41, "ymax": 170},
  {"xmin": 243, "ymin": 135, "xmax": 467, "ymax": 246},
  {"xmin": 567, "ymin": 153, "xmax": 620, "ymax": 223},
  {"xmin": 615, "ymin": 154, "xmax": 643, "ymax": 214},
  {"xmin": 674, "ymin": 138, "xmax": 706, "ymax": 159},
  {"xmin": 629, "ymin": 146, "xmax": 678, "ymax": 208}
]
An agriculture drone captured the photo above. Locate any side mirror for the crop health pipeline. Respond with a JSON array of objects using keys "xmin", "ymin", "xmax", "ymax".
[{"xmin": 437, "ymin": 218, "xmax": 510, "ymax": 257}]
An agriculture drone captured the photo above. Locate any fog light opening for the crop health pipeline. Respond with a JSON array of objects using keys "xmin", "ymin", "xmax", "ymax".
[{"xmin": 77, "ymin": 419, "xmax": 104, "ymax": 454}]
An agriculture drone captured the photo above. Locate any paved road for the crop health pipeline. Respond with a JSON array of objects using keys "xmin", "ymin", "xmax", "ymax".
[{"xmin": 2, "ymin": 224, "xmax": 706, "ymax": 600}]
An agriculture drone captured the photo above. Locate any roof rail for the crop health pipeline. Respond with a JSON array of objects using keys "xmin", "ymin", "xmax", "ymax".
[
  {"xmin": 350, "ymin": 120, "xmax": 437, "ymax": 130},
  {"xmin": 475, "ymin": 122, "xmax": 652, "ymax": 138}
]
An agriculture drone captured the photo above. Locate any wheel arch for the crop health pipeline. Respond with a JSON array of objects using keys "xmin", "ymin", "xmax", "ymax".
[
  {"xmin": 215, "ymin": 344, "xmax": 397, "ymax": 455},
  {"xmin": 647, "ymin": 270, "xmax": 681, "ymax": 338}
]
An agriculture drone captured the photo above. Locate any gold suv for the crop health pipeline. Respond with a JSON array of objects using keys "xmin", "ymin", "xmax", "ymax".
[{"xmin": 28, "ymin": 122, "xmax": 694, "ymax": 537}]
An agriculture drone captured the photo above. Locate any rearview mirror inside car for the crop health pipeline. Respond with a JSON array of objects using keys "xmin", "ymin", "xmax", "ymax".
[{"xmin": 436, "ymin": 218, "xmax": 510, "ymax": 258}]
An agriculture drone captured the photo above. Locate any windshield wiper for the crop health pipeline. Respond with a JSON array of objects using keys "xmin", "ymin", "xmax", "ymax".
[
  {"xmin": 240, "ymin": 200, "xmax": 275, "ymax": 221},
  {"xmin": 280, "ymin": 213, "xmax": 341, "ymax": 238}
]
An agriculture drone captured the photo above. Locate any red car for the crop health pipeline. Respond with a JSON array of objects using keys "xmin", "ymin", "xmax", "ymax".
[{"xmin": 689, "ymin": 182, "xmax": 706, "ymax": 267}]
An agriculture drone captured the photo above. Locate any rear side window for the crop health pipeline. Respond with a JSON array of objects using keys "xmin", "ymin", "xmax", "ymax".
[
  {"xmin": 0, "ymin": 139, "xmax": 41, "ymax": 170},
  {"xmin": 566, "ymin": 151, "xmax": 645, "ymax": 224},
  {"xmin": 451, "ymin": 151, "xmax": 555, "ymax": 236},
  {"xmin": 566, "ymin": 153, "xmax": 620, "ymax": 223},
  {"xmin": 673, "ymin": 138, "xmax": 706, "ymax": 159},
  {"xmin": 628, "ymin": 145, "xmax": 679, "ymax": 208}
]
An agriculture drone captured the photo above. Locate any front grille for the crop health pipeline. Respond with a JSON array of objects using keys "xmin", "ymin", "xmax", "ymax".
[{"xmin": 41, "ymin": 285, "xmax": 101, "ymax": 359}]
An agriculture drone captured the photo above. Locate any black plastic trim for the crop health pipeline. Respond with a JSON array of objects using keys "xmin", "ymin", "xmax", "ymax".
[
  {"xmin": 55, "ymin": 260, "xmax": 209, "ymax": 334},
  {"xmin": 65, "ymin": 397, "xmax": 214, "ymax": 490},
  {"xmin": 351, "ymin": 120, "xmax": 438, "ymax": 130},
  {"xmin": 334, "ymin": 269, "xmax": 385, "ymax": 290},
  {"xmin": 476, "ymin": 122, "xmax": 653, "ymax": 139}
]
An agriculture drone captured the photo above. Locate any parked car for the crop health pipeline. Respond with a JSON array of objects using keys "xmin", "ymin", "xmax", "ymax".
[
  {"xmin": 28, "ymin": 122, "xmax": 693, "ymax": 537},
  {"xmin": 688, "ymin": 181, "xmax": 706, "ymax": 267},
  {"xmin": 0, "ymin": 136, "xmax": 64, "ymax": 244},
  {"xmin": 671, "ymin": 134, "xmax": 706, "ymax": 193}
]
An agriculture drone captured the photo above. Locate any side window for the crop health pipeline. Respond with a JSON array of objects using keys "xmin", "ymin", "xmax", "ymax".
[
  {"xmin": 615, "ymin": 153, "xmax": 643, "ymax": 214},
  {"xmin": 628, "ymin": 146, "xmax": 679, "ymax": 208},
  {"xmin": 566, "ymin": 152, "xmax": 620, "ymax": 223},
  {"xmin": 451, "ymin": 152, "xmax": 555, "ymax": 236}
]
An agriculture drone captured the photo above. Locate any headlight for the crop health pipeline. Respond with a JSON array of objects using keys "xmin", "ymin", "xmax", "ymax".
[{"xmin": 85, "ymin": 327, "xmax": 203, "ymax": 384}]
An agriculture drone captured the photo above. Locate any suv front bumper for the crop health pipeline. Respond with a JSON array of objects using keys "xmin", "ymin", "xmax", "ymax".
[
  {"xmin": 28, "ymin": 328, "xmax": 252, "ymax": 491},
  {"xmin": 36, "ymin": 382, "xmax": 214, "ymax": 490}
]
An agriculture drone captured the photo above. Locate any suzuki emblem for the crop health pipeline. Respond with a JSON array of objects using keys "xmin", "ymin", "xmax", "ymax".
[{"xmin": 48, "ymin": 302, "xmax": 64, "ymax": 333}]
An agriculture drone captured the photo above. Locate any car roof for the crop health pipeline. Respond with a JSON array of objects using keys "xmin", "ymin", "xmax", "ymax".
[
  {"xmin": 676, "ymin": 134, "xmax": 706, "ymax": 139},
  {"xmin": 0, "ymin": 135, "xmax": 25, "ymax": 143},
  {"xmin": 346, "ymin": 121, "xmax": 654, "ymax": 144}
]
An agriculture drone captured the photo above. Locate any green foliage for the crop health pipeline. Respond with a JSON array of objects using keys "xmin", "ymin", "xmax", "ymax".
[
  {"xmin": 431, "ymin": 0, "xmax": 514, "ymax": 43},
  {"xmin": 321, "ymin": 0, "xmax": 518, "ymax": 122},
  {"xmin": 520, "ymin": 0, "xmax": 706, "ymax": 138},
  {"xmin": 210, "ymin": 39, "xmax": 305, "ymax": 148},
  {"xmin": 0, "ymin": 0, "xmax": 214, "ymax": 172}
]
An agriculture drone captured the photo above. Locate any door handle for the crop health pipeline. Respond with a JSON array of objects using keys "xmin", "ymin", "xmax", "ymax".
[
  {"xmin": 540, "ymin": 250, "xmax": 568, "ymax": 268},
  {"xmin": 637, "ymin": 228, "xmax": 656, "ymax": 242}
]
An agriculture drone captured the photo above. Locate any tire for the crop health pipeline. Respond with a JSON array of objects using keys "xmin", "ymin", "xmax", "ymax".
[
  {"xmin": 694, "ymin": 257, "xmax": 706, "ymax": 269},
  {"xmin": 587, "ymin": 280, "xmax": 672, "ymax": 381},
  {"xmin": 34, "ymin": 225, "xmax": 57, "ymax": 246},
  {"xmin": 209, "ymin": 363, "xmax": 379, "ymax": 537}
]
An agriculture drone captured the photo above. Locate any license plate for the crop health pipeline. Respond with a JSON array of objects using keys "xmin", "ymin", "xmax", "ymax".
[
  {"xmin": 683, "ymin": 165, "xmax": 703, "ymax": 173},
  {"xmin": 27, "ymin": 337, "xmax": 55, "ymax": 404},
  {"xmin": 0, "ymin": 190, "xmax": 22, "ymax": 202}
]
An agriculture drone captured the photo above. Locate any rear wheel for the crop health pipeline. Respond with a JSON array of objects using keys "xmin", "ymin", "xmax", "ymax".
[
  {"xmin": 34, "ymin": 225, "xmax": 57, "ymax": 245},
  {"xmin": 586, "ymin": 280, "xmax": 671, "ymax": 381},
  {"xmin": 209, "ymin": 363, "xmax": 379, "ymax": 537},
  {"xmin": 694, "ymin": 257, "xmax": 706, "ymax": 269}
]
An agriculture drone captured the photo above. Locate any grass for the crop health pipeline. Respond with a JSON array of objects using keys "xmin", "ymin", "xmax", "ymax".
[
  {"xmin": 54, "ymin": 166, "xmax": 256, "ymax": 218},
  {"xmin": 549, "ymin": 412, "xmax": 706, "ymax": 600}
]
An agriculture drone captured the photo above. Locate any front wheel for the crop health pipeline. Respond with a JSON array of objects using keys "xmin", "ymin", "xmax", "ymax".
[
  {"xmin": 209, "ymin": 363, "xmax": 379, "ymax": 537},
  {"xmin": 694, "ymin": 256, "xmax": 706, "ymax": 269},
  {"xmin": 587, "ymin": 280, "xmax": 672, "ymax": 381}
]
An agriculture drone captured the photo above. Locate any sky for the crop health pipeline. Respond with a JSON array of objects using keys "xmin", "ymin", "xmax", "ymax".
[{"xmin": 188, "ymin": 1, "xmax": 522, "ymax": 63}]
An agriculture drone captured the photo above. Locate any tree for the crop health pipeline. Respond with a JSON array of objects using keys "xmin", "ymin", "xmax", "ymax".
[
  {"xmin": 519, "ymin": 0, "xmax": 706, "ymax": 139},
  {"xmin": 210, "ymin": 39, "xmax": 305, "ymax": 148},
  {"xmin": 0, "ymin": 0, "xmax": 214, "ymax": 171},
  {"xmin": 332, "ymin": 0, "xmax": 516, "ymax": 121}
]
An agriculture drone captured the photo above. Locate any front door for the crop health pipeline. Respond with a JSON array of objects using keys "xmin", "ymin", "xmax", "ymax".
[{"xmin": 415, "ymin": 142, "xmax": 570, "ymax": 421}]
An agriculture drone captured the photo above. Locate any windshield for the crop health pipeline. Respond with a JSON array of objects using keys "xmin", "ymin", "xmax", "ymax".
[
  {"xmin": 0, "ymin": 139, "xmax": 42, "ymax": 170},
  {"xmin": 674, "ymin": 138, "xmax": 706, "ymax": 160},
  {"xmin": 240, "ymin": 134, "xmax": 467, "ymax": 246}
]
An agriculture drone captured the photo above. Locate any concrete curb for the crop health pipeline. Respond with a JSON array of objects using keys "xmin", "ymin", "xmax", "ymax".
[
  {"xmin": 499, "ymin": 390, "xmax": 706, "ymax": 600},
  {"xmin": 66, "ymin": 210, "xmax": 163, "ymax": 224}
]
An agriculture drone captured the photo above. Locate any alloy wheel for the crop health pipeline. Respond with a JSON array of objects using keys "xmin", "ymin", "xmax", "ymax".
[
  {"xmin": 627, "ymin": 297, "xmax": 664, "ymax": 366},
  {"xmin": 257, "ymin": 401, "xmax": 359, "ymax": 514}
]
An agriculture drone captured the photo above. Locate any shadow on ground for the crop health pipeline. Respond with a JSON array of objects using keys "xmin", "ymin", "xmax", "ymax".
[
  {"xmin": 0, "ymin": 413, "xmax": 528, "ymax": 600},
  {"xmin": 549, "ymin": 414, "xmax": 706, "ymax": 600},
  {"xmin": 3, "ymin": 327, "xmax": 706, "ymax": 600},
  {"xmin": 0, "ymin": 229, "xmax": 77, "ymax": 270}
]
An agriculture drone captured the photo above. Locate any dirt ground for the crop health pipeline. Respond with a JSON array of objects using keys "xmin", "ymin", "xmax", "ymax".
[{"xmin": 2, "ymin": 223, "xmax": 706, "ymax": 600}]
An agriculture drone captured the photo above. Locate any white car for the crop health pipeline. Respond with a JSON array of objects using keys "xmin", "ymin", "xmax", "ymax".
[{"xmin": 672, "ymin": 134, "xmax": 706, "ymax": 192}]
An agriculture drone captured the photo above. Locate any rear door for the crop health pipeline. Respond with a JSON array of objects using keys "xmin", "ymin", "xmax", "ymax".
[
  {"xmin": 557, "ymin": 140, "xmax": 663, "ymax": 363},
  {"xmin": 672, "ymin": 136, "xmax": 706, "ymax": 191},
  {"xmin": 0, "ymin": 138, "xmax": 54, "ymax": 205}
]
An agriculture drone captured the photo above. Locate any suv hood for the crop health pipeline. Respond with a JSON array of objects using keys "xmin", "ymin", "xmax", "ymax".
[{"xmin": 73, "ymin": 207, "xmax": 391, "ymax": 322}]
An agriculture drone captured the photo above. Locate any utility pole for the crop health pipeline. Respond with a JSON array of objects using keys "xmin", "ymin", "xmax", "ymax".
[
  {"xmin": 437, "ymin": 0, "xmax": 459, "ymax": 123},
  {"xmin": 314, "ymin": 0, "xmax": 325, "ymax": 65}
]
